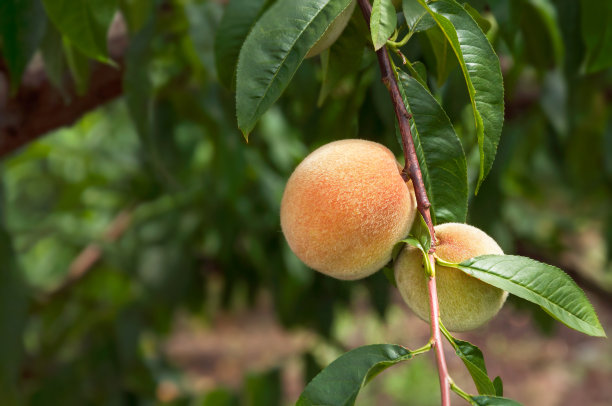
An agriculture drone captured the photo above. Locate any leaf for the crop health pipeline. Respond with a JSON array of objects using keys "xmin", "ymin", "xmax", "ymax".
[
  {"xmin": 245, "ymin": 368, "xmax": 282, "ymax": 406},
  {"xmin": 318, "ymin": 12, "xmax": 366, "ymax": 105},
  {"xmin": 0, "ymin": 203, "xmax": 28, "ymax": 405},
  {"xmin": 454, "ymin": 339, "xmax": 496, "ymax": 395},
  {"xmin": 118, "ymin": 0, "xmax": 154, "ymax": 32},
  {"xmin": 515, "ymin": 0, "xmax": 564, "ymax": 70},
  {"xmin": 404, "ymin": 60, "xmax": 428, "ymax": 87},
  {"xmin": 471, "ymin": 395, "xmax": 523, "ymax": 406},
  {"xmin": 236, "ymin": 0, "xmax": 354, "ymax": 138},
  {"xmin": 409, "ymin": 212, "xmax": 431, "ymax": 253},
  {"xmin": 463, "ymin": 3, "xmax": 491, "ymax": 34},
  {"xmin": 0, "ymin": 0, "xmax": 47, "ymax": 89},
  {"xmin": 42, "ymin": 0, "xmax": 118, "ymax": 63},
  {"xmin": 371, "ymin": 0, "xmax": 397, "ymax": 50},
  {"xmin": 493, "ymin": 376, "xmax": 504, "ymax": 397},
  {"xmin": 63, "ymin": 38, "xmax": 91, "ymax": 95},
  {"xmin": 417, "ymin": 0, "xmax": 504, "ymax": 192},
  {"xmin": 452, "ymin": 255, "xmax": 606, "ymax": 337},
  {"xmin": 421, "ymin": 25, "xmax": 457, "ymax": 85},
  {"xmin": 124, "ymin": 17, "xmax": 155, "ymax": 139},
  {"xmin": 395, "ymin": 238, "xmax": 425, "ymax": 259},
  {"xmin": 539, "ymin": 69, "xmax": 568, "ymax": 136},
  {"xmin": 40, "ymin": 20, "xmax": 67, "ymax": 92},
  {"xmin": 214, "ymin": 0, "xmax": 274, "ymax": 90},
  {"xmin": 382, "ymin": 266, "xmax": 397, "ymax": 287},
  {"xmin": 402, "ymin": 0, "xmax": 435, "ymax": 32},
  {"xmin": 397, "ymin": 72, "xmax": 468, "ymax": 224},
  {"xmin": 581, "ymin": 0, "xmax": 612, "ymax": 73},
  {"xmin": 297, "ymin": 344, "xmax": 414, "ymax": 406}
]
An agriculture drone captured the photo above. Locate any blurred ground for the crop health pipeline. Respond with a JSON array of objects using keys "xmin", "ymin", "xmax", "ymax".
[{"xmin": 165, "ymin": 284, "xmax": 612, "ymax": 406}]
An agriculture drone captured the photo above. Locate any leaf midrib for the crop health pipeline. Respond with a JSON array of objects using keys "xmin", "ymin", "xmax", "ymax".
[
  {"xmin": 246, "ymin": 0, "xmax": 350, "ymax": 127},
  {"xmin": 460, "ymin": 256, "xmax": 603, "ymax": 334}
]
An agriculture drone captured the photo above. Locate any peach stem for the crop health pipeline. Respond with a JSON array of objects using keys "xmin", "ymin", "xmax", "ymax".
[
  {"xmin": 356, "ymin": 1, "xmax": 451, "ymax": 405},
  {"xmin": 428, "ymin": 253, "xmax": 451, "ymax": 406}
]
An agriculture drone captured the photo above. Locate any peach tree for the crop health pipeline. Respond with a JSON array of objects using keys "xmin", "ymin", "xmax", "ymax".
[{"xmin": 231, "ymin": 0, "xmax": 607, "ymax": 405}]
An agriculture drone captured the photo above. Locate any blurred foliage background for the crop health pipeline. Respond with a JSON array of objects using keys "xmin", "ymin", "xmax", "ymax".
[{"xmin": 0, "ymin": 0, "xmax": 611, "ymax": 405}]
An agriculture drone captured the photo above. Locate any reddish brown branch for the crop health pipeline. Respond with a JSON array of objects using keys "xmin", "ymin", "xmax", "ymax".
[
  {"xmin": 38, "ymin": 209, "xmax": 132, "ymax": 304},
  {"xmin": 0, "ymin": 17, "xmax": 128, "ymax": 158},
  {"xmin": 356, "ymin": 0, "xmax": 435, "ymax": 240},
  {"xmin": 356, "ymin": 1, "xmax": 449, "ymax": 405}
]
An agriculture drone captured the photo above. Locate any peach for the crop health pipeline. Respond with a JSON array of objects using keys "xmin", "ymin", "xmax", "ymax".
[
  {"xmin": 395, "ymin": 223, "xmax": 508, "ymax": 331},
  {"xmin": 281, "ymin": 139, "xmax": 416, "ymax": 280},
  {"xmin": 306, "ymin": 0, "xmax": 356, "ymax": 58}
]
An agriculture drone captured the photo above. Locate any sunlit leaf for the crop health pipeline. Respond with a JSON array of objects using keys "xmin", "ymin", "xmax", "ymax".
[
  {"xmin": 417, "ymin": 0, "xmax": 504, "ymax": 192},
  {"xmin": 451, "ymin": 255, "xmax": 606, "ymax": 337},
  {"xmin": 371, "ymin": 0, "xmax": 397, "ymax": 50}
]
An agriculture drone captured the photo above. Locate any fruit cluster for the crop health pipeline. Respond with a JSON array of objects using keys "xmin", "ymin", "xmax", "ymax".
[{"xmin": 281, "ymin": 139, "xmax": 506, "ymax": 331}]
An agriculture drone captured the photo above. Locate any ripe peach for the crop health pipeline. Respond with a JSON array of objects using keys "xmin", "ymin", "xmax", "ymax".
[{"xmin": 281, "ymin": 139, "xmax": 416, "ymax": 280}]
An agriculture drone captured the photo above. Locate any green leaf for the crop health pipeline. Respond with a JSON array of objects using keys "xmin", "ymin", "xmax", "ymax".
[
  {"xmin": 202, "ymin": 389, "xmax": 239, "ymax": 406},
  {"xmin": 417, "ymin": 0, "xmax": 504, "ymax": 192},
  {"xmin": 318, "ymin": 12, "xmax": 366, "ymax": 105},
  {"xmin": 63, "ymin": 38, "xmax": 91, "ymax": 95},
  {"xmin": 402, "ymin": 0, "xmax": 435, "ymax": 32},
  {"xmin": 42, "ymin": 0, "xmax": 118, "ymax": 63},
  {"xmin": 471, "ymin": 395, "xmax": 523, "ymax": 406},
  {"xmin": 119, "ymin": 0, "xmax": 154, "ymax": 32},
  {"xmin": 124, "ymin": 17, "xmax": 154, "ymax": 139},
  {"xmin": 422, "ymin": 25, "xmax": 457, "ymax": 85},
  {"xmin": 409, "ymin": 212, "xmax": 431, "ymax": 253},
  {"xmin": 214, "ymin": 0, "xmax": 274, "ymax": 90},
  {"xmin": 40, "ymin": 20, "xmax": 67, "ymax": 92},
  {"xmin": 493, "ymin": 376, "xmax": 504, "ymax": 397},
  {"xmin": 0, "ymin": 0, "xmax": 47, "ymax": 89},
  {"xmin": 236, "ymin": 0, "xmax": 354, "ymax": 138},
  {"xmin": 297, "ymin": 344, "xmax": 414, "ymax": 406},
  {"xmin": 464, "ymin": 3, "xmax": 491, "ymax": 34},
  {"xmin": 581, "ymin": 0, "xmax": 612, "ymax": 73},
  {"xmin": 454, "ymin": 339, "xmax": 496, "ymax": 395},
  {"xmin": 371, "ymin": 0, "xmax": 397, "ymax": 50},
  {"xmin": 382, "ymin": 266, "xmax": 398, "ymax": 287},
  {"xmin": 540, "ymin": 69, "xmax": 568, "ymax": 136},
  {"xmin": 0, "ymin": 194, "xmax": 28, "ymax": 405},
  {"xmin": 515, "ymin": 0, "xmax": 564, "ymax": 70},
  {"xmin": 453, "ymin": 255, "xmax": 606, "ymax": 337},
  {"xmin": 245, "ymin": 369, "xmax": 282, "ymax": 406},
  {"xmin": 404, "ymin": 59, "xmax": 428, "ymax": 87},
  {"xmin": 397, "ymin": 72, "xmax": 468, "ymax": 224}
]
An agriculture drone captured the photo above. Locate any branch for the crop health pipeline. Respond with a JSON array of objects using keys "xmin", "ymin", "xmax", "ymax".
[
  {"xmin": 0, "ymin": 16, "xmax": 128, "ymax": 158},
  {"xmin": 355, "ymin": 1, "xmax": 450, "ymax": 405},
  {"xmin": 38, "ymin": 209, "xmax": 133, "ymax": 304}
]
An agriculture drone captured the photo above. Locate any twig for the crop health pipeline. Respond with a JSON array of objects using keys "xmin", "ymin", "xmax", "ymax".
[
  {"xmin": 356, "ymin": 1, "xmax": 450, "ymax": 405},
  {"xmin": 38, "ymin": 209, "xmax": 132, "ymax": 304}
]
